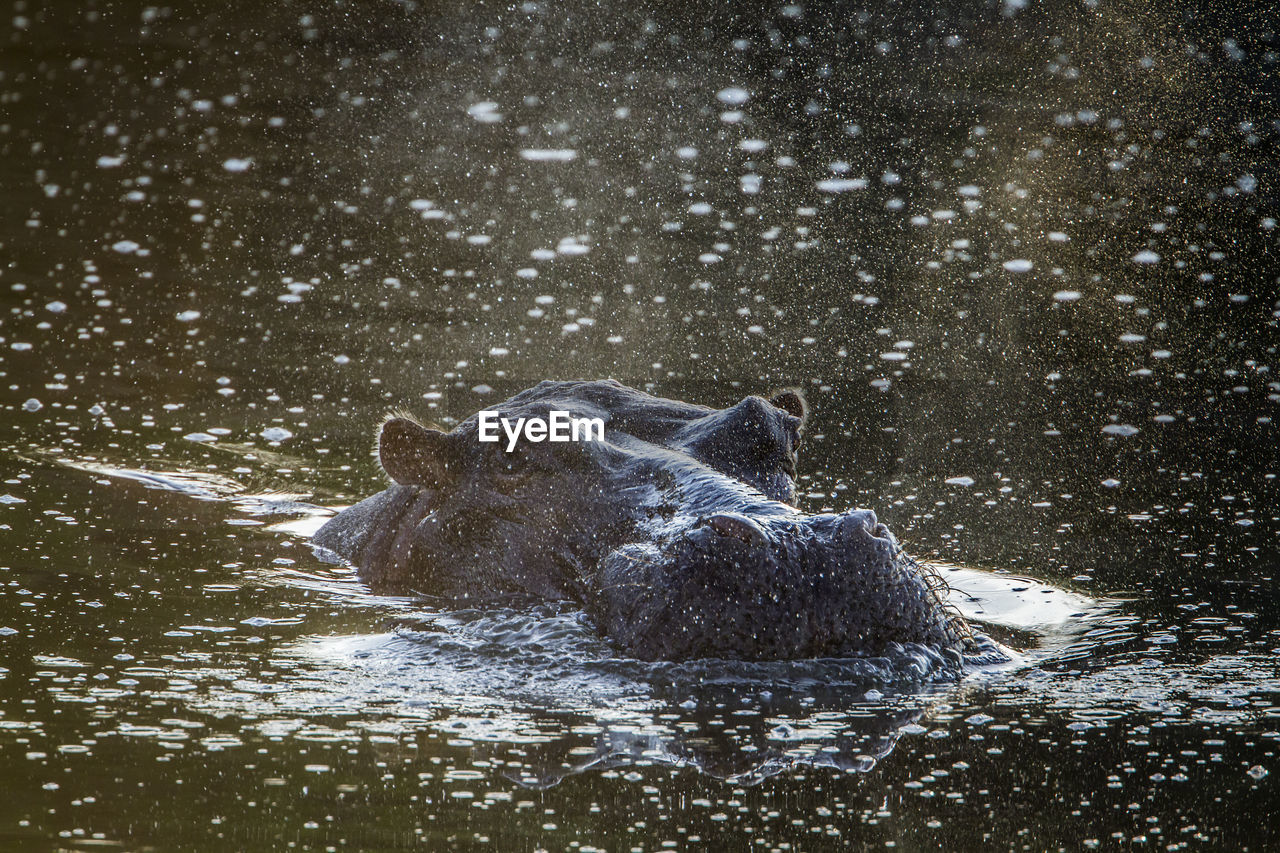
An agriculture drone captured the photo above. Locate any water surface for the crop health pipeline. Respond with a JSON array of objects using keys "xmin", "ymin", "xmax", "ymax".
[{"xmin": 1, "ymin": 0, "xmax": 1276, "ymax": 849}]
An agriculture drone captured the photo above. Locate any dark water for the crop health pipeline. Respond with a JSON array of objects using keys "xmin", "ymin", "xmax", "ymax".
[{"xmin": 2, "ymin": 0, "xmax": 1277, "ymax": 849}]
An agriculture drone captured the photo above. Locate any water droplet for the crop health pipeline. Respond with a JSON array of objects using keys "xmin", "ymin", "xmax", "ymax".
[
  {"xmin": 518, "ymin": 149, "xmax": 577, "ymax": 162},
  {"xmin": 816, "ymin": 178, "xmax": 868, "ymax": 192},
  {"xmin": 465, "ymin": 101, "xmax": 502, "ymax": 123},
  {"xmin": 716, "ymin": 87, "xmax": 750, "ymax": 106}
]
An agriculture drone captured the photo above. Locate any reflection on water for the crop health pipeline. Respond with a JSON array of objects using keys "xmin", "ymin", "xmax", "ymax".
[{"xmin": 1, "ymin": 0, "xmax": 1277, "ymax": 848}]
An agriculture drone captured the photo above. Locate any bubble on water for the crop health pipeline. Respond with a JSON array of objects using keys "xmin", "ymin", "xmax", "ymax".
[
  {"xmin": 518, "ymin": 149, "xmax": 576, "ymax": 162},
  {"xmin": 716, "ymin": 87, "xmax": 750, "ymax": 106},
  {"xmin": 333, "ymin": 354, "xmax": 350, "ymax": 365},
  {"xmin": 260, "ymin": 427, "xmax": 293, "ymax": 442},
  {"xmin": 1247, "ymin": 765, "xmax": 1268, "ymax": 780},
  {"xmin": 1236, "ymin": 174, "xmax": 1257, "ymax": 193},
  {"xmin": 175, "ymin": 310, "xmax": 201, "ymax": 322},
  {"xmin": 945, "ymin": 476, "xmax": 976, "ymax": 486},
  {"xmin": 184, "ymin": 432, "xmax": 218, "ymax": 443},
  {"xmin": 739, "ymin": 174, "xmax": 761, "ymax": 194},
  {"xmin": 676, "ymin": 146, "xmax": 699, "ymax": 159},
  {"xmin": 1048, "ymin": 231, "xmax": 1070, "ymax": 242},
  {"xmin": 957, "ymin": 185, "xmax": 981, "ymax": 197},
  {"xmin": 1152, "ymin": 349, "xmax": 1172, "ymax": 358},
  {"xmin": 22, "ymin": 398, "xmax": 42, "ymax": 412},
  {"xmin": 516, "ymin": 268, "xmax": 537, "ymax": 279},
  {"xmin": 472, "ymin": 384, "xmax": 494, "ymax": 395},
  {"xmin": 699, "ymin": 253, "xmax": 722, "ymax": 264},
  {"xmin": 1119, "ymin": 333, "xmax": 1147, "ymax": 343},
  {"xmin": 816, "ymin": 178, "xmax": 867, "ymax": 192},
  {"xmin": 1101, "ymin": 424, "xmax": 1140, "ymax": 436},
  {"xmin": 1053, "ymin": 290, "xmax": 1082, "ymax": 302},
  {"xmin": 409, "ymin": 199, "xmax": 434, "ymax": 211},
  {"xmin": 489, "ymin": 347, "xmax": 509, "ymax": 356},
  {"xmin": 222, "ymin": 158, "xmax": 253, "ymax": 173},
  {"xmin": 1132, "ymin": 250, "xmax": 1160, "ymax": 264},
  {"xmin": 112, "ymin": 240, "xmax": 140, "ymax": 254},
  {"xmin": 96, "ymin": 154, "xmax": 126, "ymax": 168},
  {"xmin": 1003, "ymin": 259, "xmax": 1034, "ymax": 272}
]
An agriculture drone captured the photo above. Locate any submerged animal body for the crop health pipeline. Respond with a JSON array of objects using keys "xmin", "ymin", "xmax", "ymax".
[{"xmin": 314, "ymin": 380, "xmax": 974, "ymax": 662}]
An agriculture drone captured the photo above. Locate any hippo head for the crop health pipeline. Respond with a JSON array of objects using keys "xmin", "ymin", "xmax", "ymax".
[
  {"xmin": 313, "ymin": 380, "xmax": 970, "ymax": 661},
  {"xmin": 592, "ymin": 508, "xmax": 967, "ymax": 661}
]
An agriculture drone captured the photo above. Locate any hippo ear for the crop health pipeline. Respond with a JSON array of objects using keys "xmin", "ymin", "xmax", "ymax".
[
  {"xmin": 769, "ymin": 389, "xmax": 808, "ymax": 427},
  {"xmin": 378, "ymin": 416, "xmax": 457, "ymax": 487}
]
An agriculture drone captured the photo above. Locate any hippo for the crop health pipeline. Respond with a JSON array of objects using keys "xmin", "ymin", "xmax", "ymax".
[{"xmin": 313, "ymin": 379, "xmax": 976, "ymax": 662}]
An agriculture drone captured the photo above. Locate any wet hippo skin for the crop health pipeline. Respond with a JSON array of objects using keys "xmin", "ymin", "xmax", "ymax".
[{"xmin": 314, "ymin": 380, "xmax": 973, "ymax": 662}]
